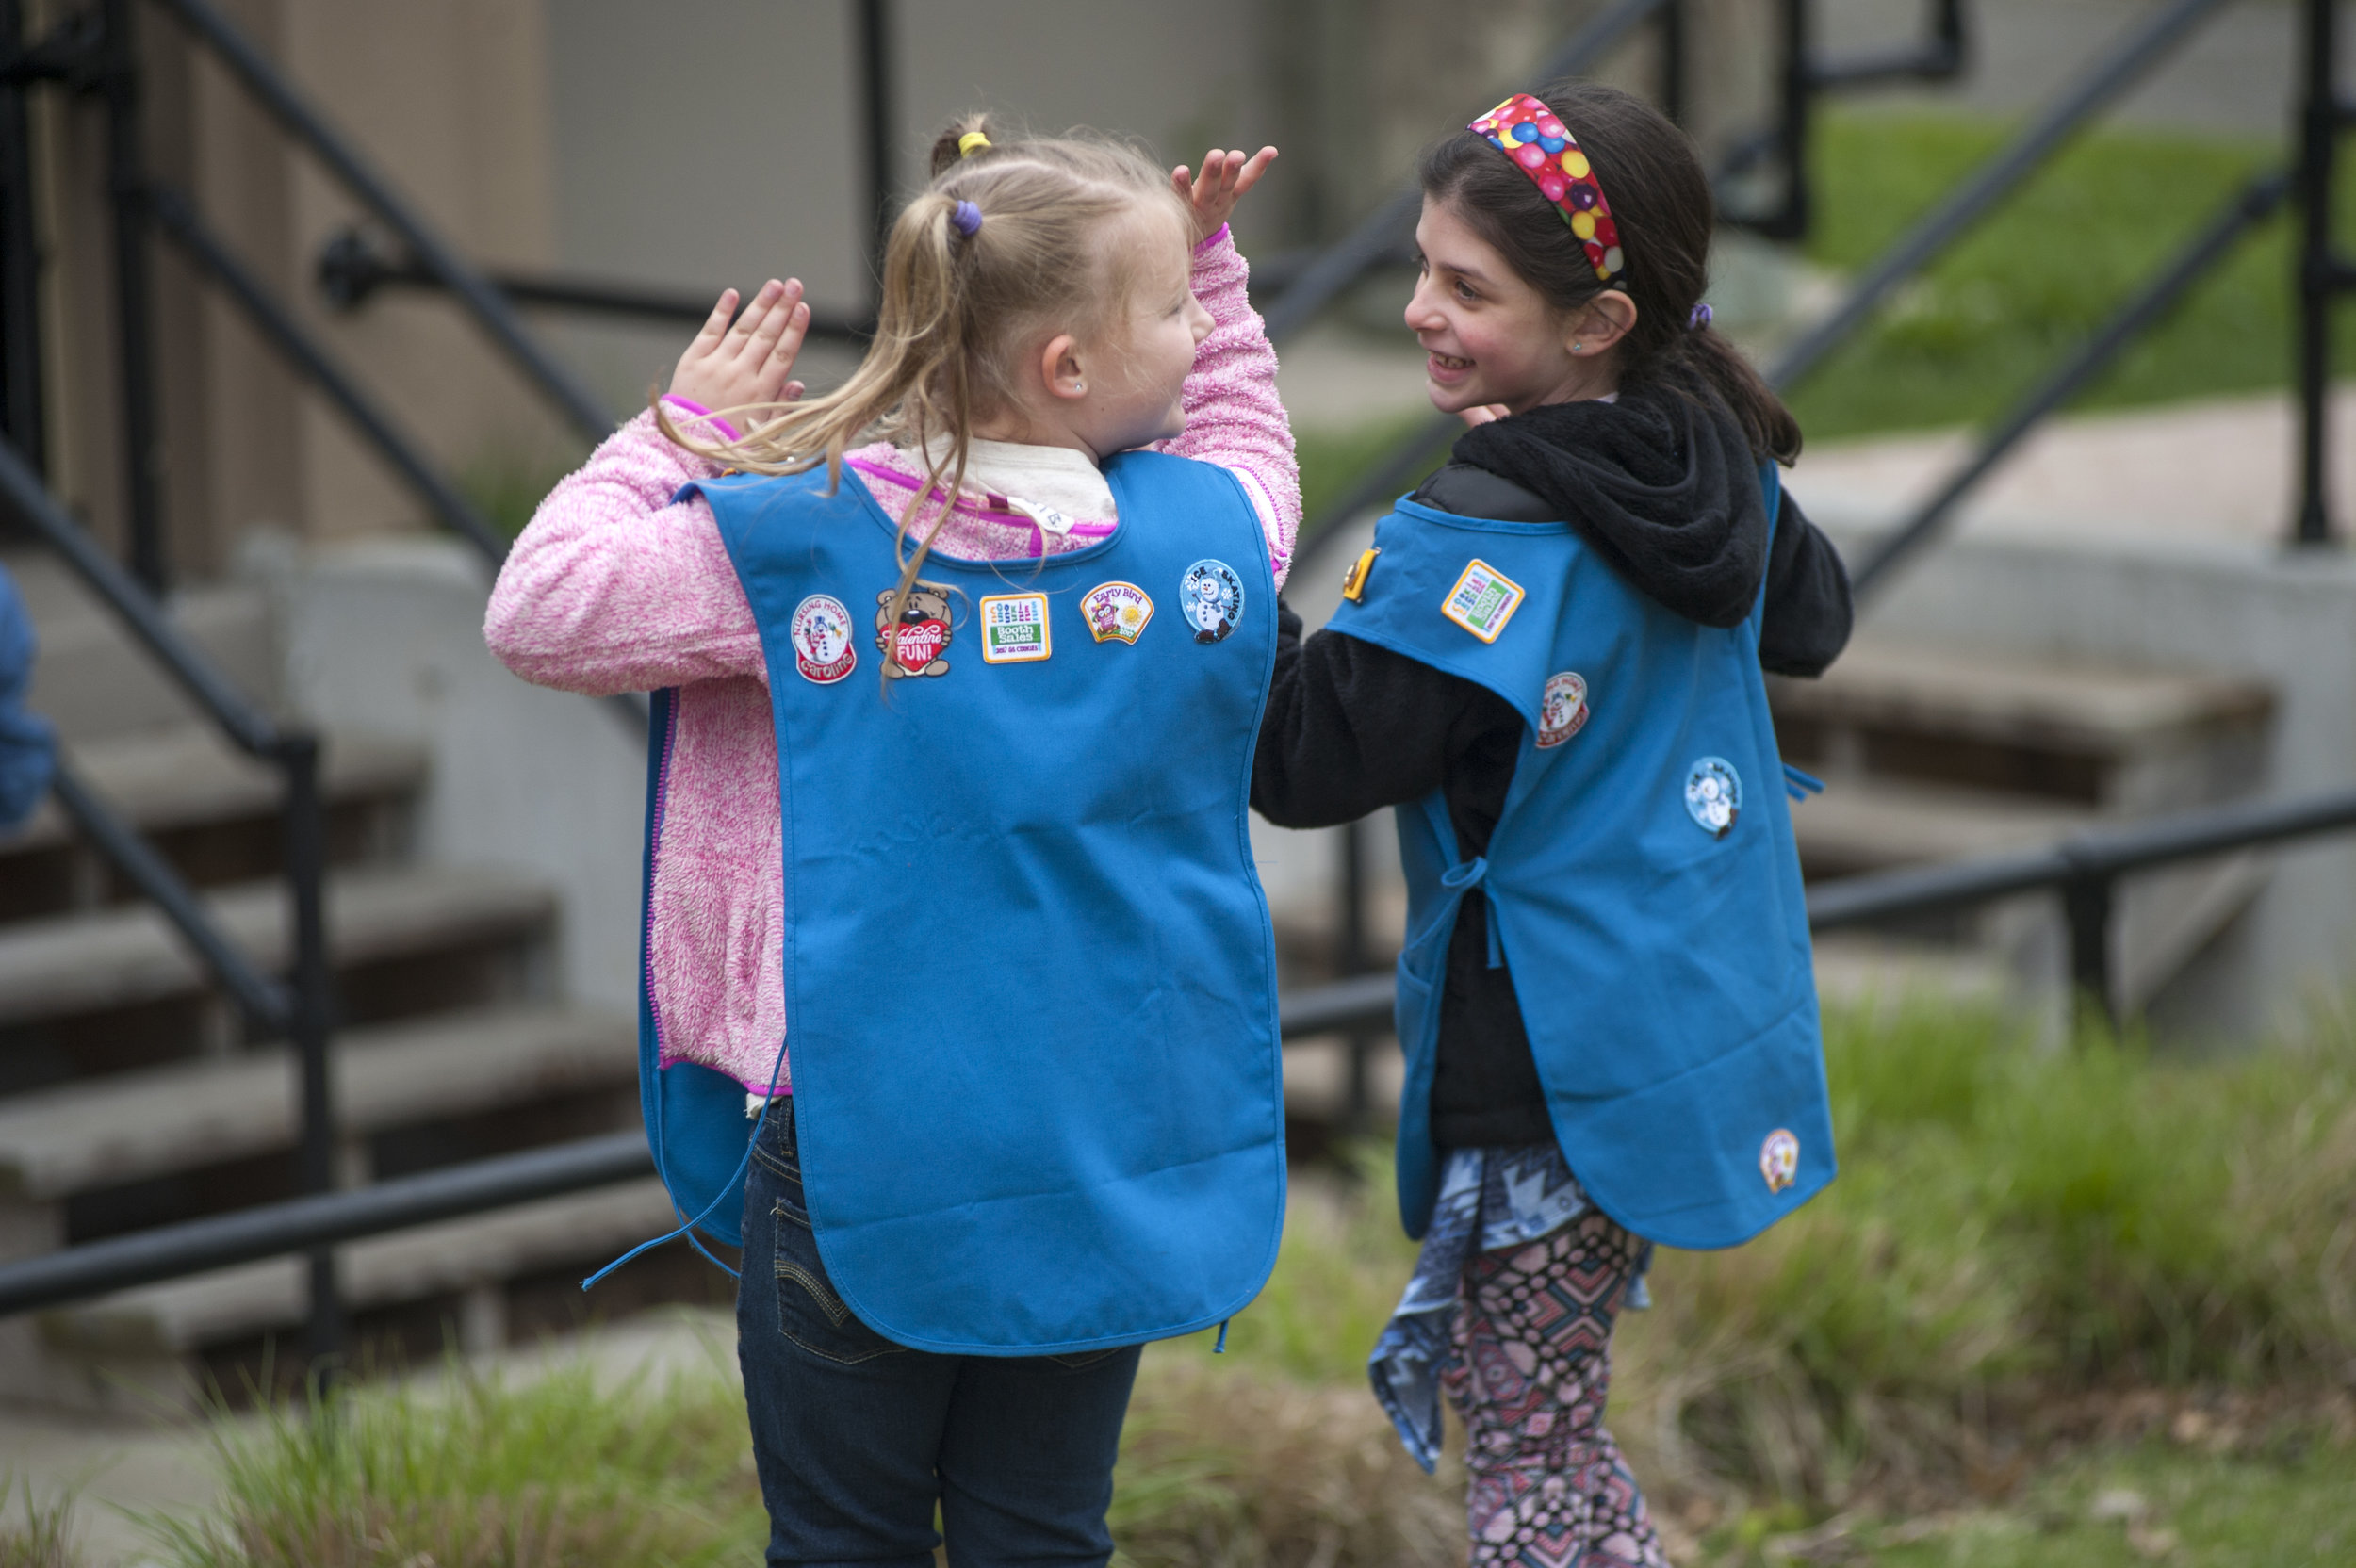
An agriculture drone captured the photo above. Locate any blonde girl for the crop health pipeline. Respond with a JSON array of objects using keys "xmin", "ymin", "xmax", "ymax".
[{"xmin": 487, "ymin": 120, "xmax": 1292, "ymax": 1567}]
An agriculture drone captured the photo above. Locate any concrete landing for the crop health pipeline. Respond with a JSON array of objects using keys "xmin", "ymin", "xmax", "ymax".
[{"xmin": 1791, "ymin": 390, "xmax": 2356, "ymax": 553}]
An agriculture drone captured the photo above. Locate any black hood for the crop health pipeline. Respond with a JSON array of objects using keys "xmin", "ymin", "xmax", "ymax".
[{"xmin": 1449, "ymin": 376, "xmax": 1769, "ymax": 629}]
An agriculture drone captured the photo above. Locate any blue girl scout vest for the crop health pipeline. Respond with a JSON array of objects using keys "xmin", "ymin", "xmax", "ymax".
[
  {"xmin": 639, "ymin": 451, "xmax": 1285, "ymax": 1356},
  {"xmin": 1330, "ymin": 465, "xmax": 1833, "ymax": 1251}
]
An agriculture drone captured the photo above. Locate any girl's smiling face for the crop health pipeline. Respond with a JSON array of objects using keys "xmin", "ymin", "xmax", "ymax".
[{"xmin": 1406, "ymin": 196, "xmax": 1612, "ymax": 416}]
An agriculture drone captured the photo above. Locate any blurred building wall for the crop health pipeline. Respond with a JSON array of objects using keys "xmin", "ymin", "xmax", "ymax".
[
  {"xmin": 26, "ymin": 0, "xmax": 568, "ymax": 576},
  {"xmin": 23, "ymin": 0, "xmax": 1757, "ymax": 574}
]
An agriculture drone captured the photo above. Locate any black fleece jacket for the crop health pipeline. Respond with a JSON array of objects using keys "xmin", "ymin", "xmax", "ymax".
[{"xmin": 1252, "ymin": 380, "xmax": 1852, "ymax": 1150}]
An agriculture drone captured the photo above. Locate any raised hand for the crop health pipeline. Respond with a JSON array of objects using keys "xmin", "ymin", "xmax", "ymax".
[
  {"xmin": 667, "ymin": 278, "xmax": 810, "ymax": 416},
  {"xmin": 1171, "ymin": 147, "xmax": 1279, "ymax": 242}
]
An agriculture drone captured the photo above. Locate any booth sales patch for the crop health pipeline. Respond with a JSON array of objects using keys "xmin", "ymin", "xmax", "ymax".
[
  {"xmin": 1440, "ymin": 559, "xmax": 1525, "ymax": 643},
  {"xmin": 978, "ymin": 593, "xmax": 1053, "ymax": 663}
]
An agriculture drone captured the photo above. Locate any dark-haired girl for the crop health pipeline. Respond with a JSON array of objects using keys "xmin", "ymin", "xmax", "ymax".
[{"xmin": 1253, "ymin": 82, "xmax": 1852, "ymax": 1565}]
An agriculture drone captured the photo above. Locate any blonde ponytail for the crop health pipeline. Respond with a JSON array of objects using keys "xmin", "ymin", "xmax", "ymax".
[{"xmin": 655, "ymin": 113, "xmax": 1184, "ymax": 673}]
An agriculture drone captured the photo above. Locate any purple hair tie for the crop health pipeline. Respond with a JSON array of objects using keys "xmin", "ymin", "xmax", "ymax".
[
  {"xmin": 1688, "ymin": 302, "xmax": 1713, "ymax": 330},
  {"xmin": 951, "ymin": 200, "xmax": 983, "ymax": 238}
]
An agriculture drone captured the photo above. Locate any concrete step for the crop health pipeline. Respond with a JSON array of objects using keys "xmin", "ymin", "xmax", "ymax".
[
  {"xmin": 1771, "ymin": 636, "xmax": 2273, "ymax": 810},
  {"xmin": 41, "ymin": 1177, "xmax": 678, "ymax": 1360},
  {"xmin": 0, "ymin": 1004, "xmax": 631, "ymax": 1203},
  {"xmin": 9, "ymin": 552, "xmax": 281, "ymax": 743},
  {"xmin": 0, "ymin": 863, "xmax": 554, "ymax": 1028},
  {"xmin": 1790, "ymin": 774, "xmax": 2095, "ymax": 881},
  {"xmin": 1791, "ymin": 774, "xmax": 2266, "ymax": 1013},
  {"xmin": 0, "ymin": 724, "xmax": 427, "ymax": 858}
]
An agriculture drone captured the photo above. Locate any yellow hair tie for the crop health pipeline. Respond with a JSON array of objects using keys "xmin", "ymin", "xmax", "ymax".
[{"xmin": 957, "ymin": 131, "xmax": 992, "ymax": 158}]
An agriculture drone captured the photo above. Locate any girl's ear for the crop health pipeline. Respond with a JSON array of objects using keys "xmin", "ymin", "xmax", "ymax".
[
  {"xmin": 1563, "ymin": 290, "xmax": 1639, "ymax": 357},
  {"xmin": 1040, "ymin": 334, "xmax": 1088, "ymax": 402}
]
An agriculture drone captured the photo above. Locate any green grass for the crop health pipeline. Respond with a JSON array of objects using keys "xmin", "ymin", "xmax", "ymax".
[
  {"xmin": 0, "ymin": 1478, "xmax": 77, "ymax": 1567},
  {"xmin": 141, "ymin": 1358, "xmax": 767, "ymax": 1567},
  {"xmin": 1787, "ymin": 108, "xmax": 2344, "ymax": 442},
  {"xmin": 116, "ymin": 998, "xmax": 2356, "ymax": 1567},
  {"xmin": 1709, "ymin": 1438, "xmax": 2356, "ymax": 1567}
]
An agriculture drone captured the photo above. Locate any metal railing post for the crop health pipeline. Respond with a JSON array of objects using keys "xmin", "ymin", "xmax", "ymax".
[
  {"xmin": 1657, "ymin": 0, "xmax": 1686, "ymax": 127},
  {"xmin": 101, "ymin": 0, "xmax": 164, "ymax": 591},
  {"xmin": 1765, "ymin": 0, "xmax": 1812, "ymax": 242},
  {"xmin": 276, "ymin": 734, "xmax": 340, "ymax": 1364},
  {"xmin": 0, "ymin": 0, "xmax": 45, "ymax": 470},
  {"xmin": 2296, "ymin": 0, "xmax": 2339, "ymax": 547},
  {"xmin": 2060, "ymin": 868, "xmax": 2117, "ymax": 1031},
  {"xmin": 857, "ymin": 0, "xmax": 894, "ymax": 316}
]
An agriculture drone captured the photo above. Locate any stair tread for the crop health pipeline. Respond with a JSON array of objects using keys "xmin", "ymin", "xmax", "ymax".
[
  {"xmin": 0, "ymin": 863, "xmax": 555, "ymax": 1026},
  {"xmin": 10, "ymin": 551, "xmax": 280, "ymax": 743},
  {"xmin": 1772, "ymin": 637, "xmax": 2273, "ymax": 753},
  {"xmin": 41, "ymin": 1178, "xmax": 678, "ymax": 1354},
  {"xmin": 1792, "ymin": 775, "xmax": 2096, "ymax": 874},
  {"xmin": 0, "ymin": 725, "xmax": 427, "ymax": 855},
  {"xmin": 0, "ymin": 1004, "xmax": 633, "ymax": 1200}
]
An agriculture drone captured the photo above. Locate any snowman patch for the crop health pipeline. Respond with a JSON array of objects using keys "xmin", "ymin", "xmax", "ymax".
[
  {"xmin": 788, "ymin": 594, "xmax": 857, "ymax": 685},
  {"xmin": 1759, "ymin": 1129, "xmax": 1800, "ymax": 1193},
  {"xmin": 1683, "ymin": 758, "xmax": 1741, "ymax": 838},
  {"xmin": 1535, "ymin": 671, "xmax": 1589, "ymax": 749},
  {"xmin": 1180, "ymin": 560, "xmax": 1243, "ymax": 644}
]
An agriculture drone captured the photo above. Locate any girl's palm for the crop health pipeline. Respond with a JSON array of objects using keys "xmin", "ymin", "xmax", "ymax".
[
  {"xmin": 668, "ymin": 278, "xmax": 810, "ymax": 416},
  {"xmin": 1172, "ymin": 147, "xmax": 1279, "ymax": 241}
]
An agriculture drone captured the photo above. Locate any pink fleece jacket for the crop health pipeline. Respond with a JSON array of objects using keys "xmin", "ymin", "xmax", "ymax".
[{"xmin": 484, "ymin": 230, "xmax": 1299, "ymax": 1089}]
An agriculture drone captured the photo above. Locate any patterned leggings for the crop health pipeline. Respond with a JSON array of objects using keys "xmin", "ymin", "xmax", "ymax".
[{"xmin": 1440, "ymin": 1211, "xmax": 1670, "ymax": 1568}]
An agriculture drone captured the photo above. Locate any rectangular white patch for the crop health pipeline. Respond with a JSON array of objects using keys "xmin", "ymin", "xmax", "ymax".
[{"xmin": 978, "ymin": 592, "xmax": 1053, "ymax": 663}]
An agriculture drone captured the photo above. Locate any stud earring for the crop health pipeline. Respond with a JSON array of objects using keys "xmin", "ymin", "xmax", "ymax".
[{"xmin": 1572, "ymin": 342, "xmax": 1583, "ymax": 353}]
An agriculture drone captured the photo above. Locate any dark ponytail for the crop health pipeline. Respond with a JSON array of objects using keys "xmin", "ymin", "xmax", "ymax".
[{"xmin": 1417, "ymin": 80, "xmax": 1801, "ymax": 464}]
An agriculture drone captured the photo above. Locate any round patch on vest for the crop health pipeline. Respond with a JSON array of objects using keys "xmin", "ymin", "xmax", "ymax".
[
  {"xmin": 789, "ymin": 594, "xmax": 857, "ymax": 684},
  {"xmin": 1535, "ymin": 671, "xmax": 1589, "ymax": 749},
  {"xmin": 1760, "ymin": 1128, "xmax": 1800, "ymax": 1193},
  {"xmin": 1683, "ymin": 757, "xmax": 1741, "ymax": 839},
  {"xmin": 1180, "ymin": 560, "xmax": 1243, "ymax": 644}
]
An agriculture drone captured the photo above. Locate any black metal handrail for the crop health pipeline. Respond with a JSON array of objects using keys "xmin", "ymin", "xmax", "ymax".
[
  {"xmin": 0, "ymin": 1133, "xmax": 652, "ymax": 1319},
  {"xmin": 314, "ymin": 230, "xmax": 874, "ymax": 343},
  {"xmin": 1720, "ymin": 0, "xmax": 1969, "ymax": 241},
  {"xmin": 149, "ymin": 0, "xmax": 613, "ymax": 445},
  {"xmin": 1287, "ymin": 0, "xmax": 2245, "ymax": 585},
  {"xmin": 3, "ymin": 776, "xmax": 2352, "ymax": 1320},
  {"xmin": 1766, "ymin": 0, "xmax": 2233, "ymax": 392},
  {"xmin": 146, "ymin": 188, "xmax": 513, "ymax": 566},
  {"xmin": 0, "ymin": 435, "xmax": 342, "ymax": 1356},
  {"xmin": 1260, "ymin": 0, "xmax": 1676, "ymax": 348},
  {"xmin": 2296, "ymin": 0, "xmax": 2348, "ymax": 546},
  {"xmin": 1850, "ymin": 169, "xmax": 2293, "ymax": 599}
]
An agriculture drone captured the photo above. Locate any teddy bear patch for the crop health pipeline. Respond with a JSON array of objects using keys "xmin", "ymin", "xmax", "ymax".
[{"xmin": 875, "ymin": 581, "xmax": 955, "ymax": 678}]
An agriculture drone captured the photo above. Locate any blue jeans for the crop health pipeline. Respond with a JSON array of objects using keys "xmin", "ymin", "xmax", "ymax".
[{"xmin": 736, "ymin": 1098, "xmax": 1143, "ymax": 1568}]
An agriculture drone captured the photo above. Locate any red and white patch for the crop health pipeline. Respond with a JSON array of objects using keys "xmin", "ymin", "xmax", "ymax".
[
  {"xmin": 789, "ymin": 595, "xmax": 857, "ymax": 684},
  {"xmin": 889, "ymin": 617, "xmax": 949, "ymax": 675},
  {"xmin": 1535, "ymin": 671, "xmax": 1589, "ymax": 749},
  {"xmin": 1759, "ymin": 1128, "xmax": 1800, "ymax": 1193}
]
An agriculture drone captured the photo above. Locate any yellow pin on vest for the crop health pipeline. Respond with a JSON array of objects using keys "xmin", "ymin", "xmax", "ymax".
[{"xmin": 1340, "ymin": 547, "xmax": 1381, "ymax": 603}]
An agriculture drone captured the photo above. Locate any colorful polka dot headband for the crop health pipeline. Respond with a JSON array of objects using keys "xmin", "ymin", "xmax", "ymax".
[{"xmin": 1467, "ymin": 93, "xmax": 1624, "ymax": 285}]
